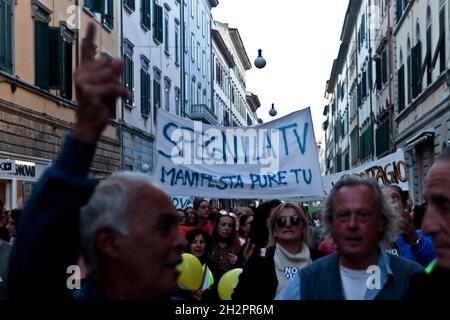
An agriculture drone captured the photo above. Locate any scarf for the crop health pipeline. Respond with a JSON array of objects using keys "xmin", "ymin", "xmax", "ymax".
[{"xmin": 274, "ymin": 243, "xmax": 312, "ymax": 295}]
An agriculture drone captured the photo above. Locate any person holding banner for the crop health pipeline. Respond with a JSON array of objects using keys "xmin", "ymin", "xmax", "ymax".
[
  {"xmin": 276, "ymin": 177, "xmax": 422, "ymax": 300},
  {"xmin": 382, "ymin": 185, "xmax": 436, "ymax": 267},
  {"xmin": 233, "ymin": 203, "xmax": 323, "ymax": 300}
]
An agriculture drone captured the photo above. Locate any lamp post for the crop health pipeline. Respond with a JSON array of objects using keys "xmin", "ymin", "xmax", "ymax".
[
  {"xmin": 269, "ymin": 103, "xmax": 277, "ymax": 117},
  {"xmin": 254, "ymin": 49, "xmax": 266, "ymax": 69}
]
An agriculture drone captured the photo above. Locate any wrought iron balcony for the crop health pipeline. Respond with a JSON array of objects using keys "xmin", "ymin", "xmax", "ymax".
[{"xmin": 186, "ymin": 104, "xmax": 218, "ymax": 125}]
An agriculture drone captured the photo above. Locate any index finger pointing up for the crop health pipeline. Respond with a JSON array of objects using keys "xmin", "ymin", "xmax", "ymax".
[{"xmin": 81, "ymin": 22, "xmax": 96, "ymax": 65}]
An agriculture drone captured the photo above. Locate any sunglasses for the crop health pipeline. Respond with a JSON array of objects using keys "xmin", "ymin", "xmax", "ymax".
[
  {"xmin": 219, "ymin": 210, "xmax": 236, "ymax": 217},
  {"xmin": 275, "ymin": 215, "xmax": 301, "ymax": 228}
]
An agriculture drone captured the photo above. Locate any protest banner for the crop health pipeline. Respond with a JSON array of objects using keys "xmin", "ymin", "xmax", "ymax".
[
  {"xmin": 154, "ymin": 108, "xmax": 324, "ymax": 200},
  {"xmin": 322, "ymin": 148, "xmax": 409, "ymax": 195}
]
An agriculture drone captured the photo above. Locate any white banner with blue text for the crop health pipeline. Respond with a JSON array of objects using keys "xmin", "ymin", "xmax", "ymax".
[{"xmin": 154, "ymin": 108, "xmax": 324, "ymax": 200}]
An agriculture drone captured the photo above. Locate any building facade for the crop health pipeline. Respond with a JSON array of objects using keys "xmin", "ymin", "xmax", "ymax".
[
  {"xmin": 393, "ymin": 0, "xmax": 450, "ymax": 203},
  {"xmin": 120, "ymin": 0, "xmax": 182, "ymax": 173},
  {"xmin": 324, "ymin": 0, "xmax": 450, "ymax": 204},
  {"xmin": 0, "ymin": 0, "xmax": 121, "ymax": 209}
]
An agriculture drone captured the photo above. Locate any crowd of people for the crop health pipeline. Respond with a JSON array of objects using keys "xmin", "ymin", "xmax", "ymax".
[{"xmin": 0, "ymin": 22, "xmax": 449, "ymax": 301}]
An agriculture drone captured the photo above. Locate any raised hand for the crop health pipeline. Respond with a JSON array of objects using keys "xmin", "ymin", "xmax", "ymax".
[{"xmin": 73, "ymin": 22, "xmax": 129, "ymax": 144}]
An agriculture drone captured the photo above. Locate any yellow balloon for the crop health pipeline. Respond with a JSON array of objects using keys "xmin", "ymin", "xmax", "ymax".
[
  {"xmin": 177, "ymin": 253, "xmax": 203, "ymax": 291},
  {"xmin": 218, "ymin": 268, "xmax": 243, "ymax": 300}
]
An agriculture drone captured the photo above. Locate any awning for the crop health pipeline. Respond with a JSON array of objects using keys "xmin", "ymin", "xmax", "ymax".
[{"xmin": 405, "ymin": 128, "xmax": 435, "ymax": 148}]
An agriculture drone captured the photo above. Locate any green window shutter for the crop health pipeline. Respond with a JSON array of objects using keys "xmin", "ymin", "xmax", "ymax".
[
  {"xmin": 90, "ymin": 0, "xmax": 103, "ymax": 14},
  {"xmin": 35, "ymin": 20, "xmax": 49, "ymax": 89},
  {"xmin": 368, "ymin": 60, "xmax": 373, "ymax": 89},
  {"xmin": 439, "ymin": 8, "xmax": 446, "ymax": 72},
  {"xmin": 48, "ymin": 27, "xmax": 63, "ymax": 89},
  {"xmin": 142, "ymin": 0, "xmax": 151, "ymax": 29},
  {"xmin": 407, "ymin": 53, "xmax": 412, "ymax": 102},
  {"xmin": 0, "ymin": 0, "xmax": 13, "ymax": 74},
  {"xmin": 376, "ymin": 58, "xmax": 382, "ymax": 90},
  {"xmin": 362, "ymin": 70, "xmax": 367, "ymax": 97},
  {"xmin": 398, "ymin": 65, "xmax": 405, "ymax": 112},
  {"xmin": 158, "ymin": 5, "xmax": 163, "ymax": 43},
  {"xmin": 381, "ymin": 49, "xmax": 387, "ymax": 84},
  {"xmin": 426, "ymin": 27, "xmax": 432, "ymax": 85},
  {"xmin": 62, "ymin": 41, "xmax": 73, "ymax": 100},
  {"xmin": 128, "ymin": 0, "xmax": 135, "ymax": 11},
  {"xmin": 105, "ymin": 0, "xmax": 114, "ymax": 29},
  {"xmin": 124, "ymin": 55, "xmax": 134, "ymax": 106}
]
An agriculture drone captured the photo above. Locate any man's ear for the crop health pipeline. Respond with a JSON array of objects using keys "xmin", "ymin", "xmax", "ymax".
[{"xmin": 95, "ymin": 227, "xmax": 121, "ymax": 259}]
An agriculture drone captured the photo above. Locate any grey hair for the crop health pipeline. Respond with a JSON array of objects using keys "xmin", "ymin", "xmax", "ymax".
[
  {"xmin": 321, "ymin": 176, "xmax": 399, "ymax": 243},
  {"xmin": 80, "ymin": 171, "xmax": 155, "ymax": 272}
]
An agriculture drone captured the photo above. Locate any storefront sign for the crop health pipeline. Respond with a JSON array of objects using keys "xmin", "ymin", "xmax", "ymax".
[{"xmin": 0, "ymin": 159, "xmax": 50, "ymax": 181}]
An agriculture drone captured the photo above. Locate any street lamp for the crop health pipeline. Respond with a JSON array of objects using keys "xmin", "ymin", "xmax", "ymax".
[
  {"xmin": 269, "ymin": 103, "xmax": 277, "ymax": 117},
  {"xmin": 254, "ymin": 49, "xmax": 266, "ymax": 69}
]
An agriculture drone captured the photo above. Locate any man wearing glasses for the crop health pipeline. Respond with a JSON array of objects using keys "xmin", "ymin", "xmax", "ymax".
[{"xmin": 276, "ymin": 177, "xmax": 422, "ymax": 300}]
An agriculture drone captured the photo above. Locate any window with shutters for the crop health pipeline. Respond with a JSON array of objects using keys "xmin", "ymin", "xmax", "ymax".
[
  {"xmin": 336, "ymin": 153, "xmax": 342, "ymax": 173},
  {"xmin": 153, "ymin": 68, "xmax": 161, "ymax": 123},
  {"xmin": 0, "ymin": 0, "xmax": 13, "ymax": 74},
  {"xmin": 164, "ymin": 76, "xmax": 171, "ymax": 111},
  {"xmin": 376, "ymin": 117, "xmax": 390, "ymax": 157},
  {"xmin": 34, "ymin": 20, "xmax": 73, "ymax": 100},
  {"xmin": 202, "ymin": 51, "xmax": 206, "ymax": 77},
  {"xmin": 197, "ymin": 42, "xmax": 200, "ymax": 70},
  {"xmin": 124, "ymin": 0, "xmax": 135, "ymax": 12},
  {"xmin": 140, "ymin": 56, "xmax": 151, "ymax": 116},
  {"xmin": 397, "ymin": 65, "xmax": 405, "ymax": 113},
  {"xmin": 375, "ymin": 57, "xmax": 382, "ymax": 91},
  {"xmin": 175, "ymin": 24, "xmax": 180, "ymax": 65},
  {"xmin": 351, "ymin": 129, "xmax": 359, "ymax": 164},
  {"xmin": 123, "ymin": 54, "xmax": 134, "ymax": 107},
  {"xmin": 175, "ymin": 87, "xmax": 180, "ymax": 116},
  {"xmin": 141, "ymin": 0, "xmax": 151, "ymax": 30},
  {"xmin": 360, "ymin": 124, "xmax": 374, "ymax": 160},
  {"xmin": 164, "ymin": 12, "xmax": 169, "ymax": 55},
  {"xmin": 191, "ymin": 33, "xmax": 195, "ymax": 61},
  {"xmin": 153, "ymin": 1, "xmax": 163, "ymax": 43},
  {"xmin": 411, "ymin": 39, "xmax": 422, "ymax": 99},
  {"xmin": 438, "ymin": 6, "xmax": 446, "ymax": 73},
  {"xmin": 425, "ymin": 8, "xmax": 432, "ymax": 86},
  {"xmin": 85, "ymin": 0, "xmax": 114, "ymax": 29},
  {"xmin": 381, "ymin": 48, "xmax": 388, "ymax": 84},
  {"xmin": 407, "ymin": 45, "xmax": 412, "ymax": 103}
]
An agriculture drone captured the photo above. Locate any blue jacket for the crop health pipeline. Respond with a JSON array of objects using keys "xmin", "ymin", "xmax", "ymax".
[
  {"xmin": 9, "ymin": 135, "xmax": 96, "ymax": 299},
  {"xmin": 395, "ymin": 231, "xmax": 436, "ymax": 267},
  {"xmin": 276, "ymin": 244, "xmax": 423, "ymax": 300}
]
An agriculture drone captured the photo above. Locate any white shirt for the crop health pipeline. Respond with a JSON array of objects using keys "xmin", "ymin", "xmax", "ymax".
[{"xmin": 339, "ymin": 265, "xmax": 368, "ymax": 300}]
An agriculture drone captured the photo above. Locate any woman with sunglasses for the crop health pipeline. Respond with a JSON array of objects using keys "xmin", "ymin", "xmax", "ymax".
[
  {"xmin": 232, "ymin": 203, "xmax": 324, "ymax": 300},
  {"xmin": 209, "ymin": 211, "xmax": 241, "ymax": 289}
]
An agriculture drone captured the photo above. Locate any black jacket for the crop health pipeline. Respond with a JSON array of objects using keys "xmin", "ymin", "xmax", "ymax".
[
  {"xmin": 232, "ymin": 246, "xmax": 324, "ymax": 301},
  {"xmin": 404, "ymin": 267, "xmax": 450, "ymax": 300}
]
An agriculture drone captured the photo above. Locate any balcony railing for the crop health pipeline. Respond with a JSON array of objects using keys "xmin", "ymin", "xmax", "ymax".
[{"xmin": 186, "ymin": 104, "xmax": 218, "ymax": 125}]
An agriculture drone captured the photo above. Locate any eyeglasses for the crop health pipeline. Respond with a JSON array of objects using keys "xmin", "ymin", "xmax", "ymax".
[
  {"xmin": 275, "ymin": 215, "xmax": 301, "ymax": 228},
  {"xmin": 219, "ymin": 210, "xmax": 236, "ymax": 217}
]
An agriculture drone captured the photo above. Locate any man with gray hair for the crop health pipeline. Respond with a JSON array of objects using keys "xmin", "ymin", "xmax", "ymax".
[
  {"xmin": 276, "ymin": 177, "xmax": 422, "ymax": 300},
  {"xmin": 405, "ymin": 148, "xmax": 450, "ymax": 299},
  {"xmin": 9, "ymin": 22, "xmax": 184, "ymax": 299}
]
